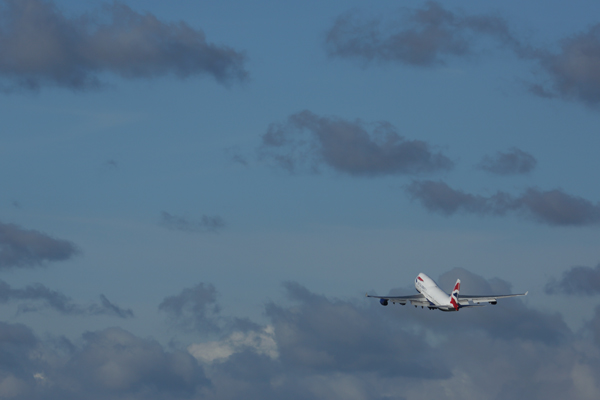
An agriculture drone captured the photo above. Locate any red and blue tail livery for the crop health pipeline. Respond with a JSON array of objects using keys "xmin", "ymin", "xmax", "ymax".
[
  {"xmin": 367, "ymin": 273, "xmax": 527, "ymax": 312},
  {"xmin": 449, "ymin": 279, "xmax": 460, "ymax": 311}
]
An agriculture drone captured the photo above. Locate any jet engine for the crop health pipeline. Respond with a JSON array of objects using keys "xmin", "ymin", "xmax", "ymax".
[{"xmin": 379, "ymin": 299, "xmax": 388, "ymax": 306}]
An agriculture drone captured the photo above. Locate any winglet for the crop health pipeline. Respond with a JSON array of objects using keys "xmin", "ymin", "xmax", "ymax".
[{"xmin": 525, "ymin": 291, "xmax": 528, "ymax": 296}]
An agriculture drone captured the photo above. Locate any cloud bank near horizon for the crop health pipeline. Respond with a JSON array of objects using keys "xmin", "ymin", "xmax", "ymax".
[{"xmin": 0, "ymin": 269, "xmax": 589, "ymax": 399}]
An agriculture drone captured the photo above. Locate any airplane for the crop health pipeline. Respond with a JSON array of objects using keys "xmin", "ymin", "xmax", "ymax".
[{"xmin": 366, "ymin": 273, "xmax": 527, "ymax": 311}]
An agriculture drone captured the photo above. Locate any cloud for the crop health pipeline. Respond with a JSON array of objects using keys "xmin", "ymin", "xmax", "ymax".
[
  {"xmin": 0, "ymin": 0, "xmax": 248, "ymax": 91},
  {"xmin": 104, "ymin": 159, "xmax": 118, "ymax": 169},
  {"xmin": 435, "ymin": 268, "xmax": 570, "ymax": 345},
  {"xmin": 265, "ymin": 281, "xmax": 450, "ymax": 378},
  {"xmin": 0, "ymin": 280, "xmax": 133, "ymax": 318},
  {"xmin": 545, "ymin": 264, "xmax": 600, "ymax": 295},
  {"xmin": 326, "ymin": 2, "xmax": 600, "ymax": 108},
  {"xmin": 159, "ymin": 283, "xmax": 221, "ymax": 333},
  {"xmin": 588, "ymin": 307, "xmax": 600, "ymax": 346},
  {"xmin": 325, "ymin": 1, "xmax": 522, "ymax": 67},
  {"xmin": 89, "ymin": 295, "xmax": 135, "ymax": 319},
  {"xmin": 188, "ymin": 326, "xmax": 278, "ymax": 363},
  {"xmin": 260, "ymin": 110, "xmax": 453, "ymax": 176},
  {"xmin": 64, "ymin": 328, "xmax": 210, "ymax": 398},
  {"xmin": 406, "ymin": 180, "xmax": 600, "ymax": 226},
  {"xmin": 406, "ymin": 180, "xmax": 513, "ymax": 216},
  {"xmin": 159, "ymin": 212, "xmax": 226, "ymax": 234},
  {"xmin": 0, "ymin": 221, "xmax": 78, "ymax": 270},
  {"xmin": 1, "ymin": 274, "xmax": 599, "ymax": 399},
  {"xmin": 0, "ymin": 323, "xmax": 209, "ymax": 399},
  {"xmin": 532, "ymin": 24, "xmax": 600, "ymax": 105},
  {"xmin": 477, "ymin": 147, "xmax": 537, "ymax": 175},
  {"xmin": 0, "ymin": 321, "xmax": 41, "ymax": 397},
  {"xmin": 184, "ymin": 275, "xmax": 589, "ymax": 400},
  {"xmin": 224, "ymin": 146, "xmax": 250, "ymax": 166}
]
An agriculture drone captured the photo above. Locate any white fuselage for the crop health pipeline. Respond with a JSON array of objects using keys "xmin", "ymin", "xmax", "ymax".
[{"xmin": 415, "ymin": 273, "xmax": 454, "ymax": 311}]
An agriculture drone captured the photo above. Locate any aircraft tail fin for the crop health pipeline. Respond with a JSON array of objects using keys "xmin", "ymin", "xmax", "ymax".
[{"xmin": 449, "ymin": 279, "xmax": 460, "ymax": 311}]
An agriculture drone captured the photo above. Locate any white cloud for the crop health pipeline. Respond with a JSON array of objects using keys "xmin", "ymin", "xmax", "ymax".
[{"xmin": 188, "ymin": 326, "xmax": 278, "ymax": 363}]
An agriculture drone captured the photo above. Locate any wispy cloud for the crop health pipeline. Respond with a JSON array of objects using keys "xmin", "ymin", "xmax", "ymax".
[
  {"xmin": 89, "ymin": 294, "xmax": 135, "ymax": 319},
  {"xmin": 159, "ymin": 212, "xmax": 225, "ymax": 234},
  {"xmin": 0, "ymin": 221, "xmax": 78, "ymax": 270},
  {"xmin": 477, "ymin": 147, "xmax": 537, "ymax": 175},
  {"xmin": 260, "ymin": 110, "xmax": 453, "ymax": 176},
  {"xmin": 103, "ymin": 159, "xmax": 118, "ymax": 169},
  {"xmin": 407, "ymin": 180, "xmax": 600, "ymax": 226},
  {"xmin": 0, "ymin": 280, "xmax": 133, "ymax": 318},
  {"xmin": 0, "ymin": 0, "xmax": 248, "ymax": 91}
]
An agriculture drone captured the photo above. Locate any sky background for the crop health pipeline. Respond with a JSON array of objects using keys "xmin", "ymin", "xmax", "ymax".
[{"xmin": 1, "ymin": 1, "xmax": 600, "ymax": 399}]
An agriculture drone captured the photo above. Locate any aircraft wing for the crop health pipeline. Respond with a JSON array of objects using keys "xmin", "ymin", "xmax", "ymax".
[
  {"xmin": 366, "ymin": 293, "xmax": 425, "ymax": 305},
  {"xmin": 458, "ymin": 291, "xmax": 528, "ymax": 305}
]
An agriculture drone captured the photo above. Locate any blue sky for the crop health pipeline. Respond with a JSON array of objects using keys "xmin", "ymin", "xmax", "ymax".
[{"xmin": 2, "ymin": 1, "xmax": 600, "ymax": 399}]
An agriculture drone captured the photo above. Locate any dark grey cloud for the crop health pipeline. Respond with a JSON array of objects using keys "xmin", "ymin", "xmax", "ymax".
[
  {"xmin": 406, "ymin": 180, "xmax": 513, "ymax": 216},
  {"xmin": 159, "ymin": 283, "xmax": 221, "ymax": 333},
  {"xmin": 265, "ymin": 281, "xmax": 450, "ymax": 378},
  {"xmin": 532, "ymin": 24, "xmax": 600, "ymax": 105},
  {"xmin": 327, "ymin": 2, "xmax": 600, "ymax": 108},
  {"xmin": 435, "ymin": 268, "xmax": 570, "ymax": 345},
  {"xmin": 0, "ymin": 221, "xmax": 78, "ymax": 270},
  {"xmin": 159, "ymin": 212, "xmax": 225, "ymax": 234},
  {"xmin": 407, "ymin": 180, "xmax": 600, "ymax": 226},
  {"xmin": 477, "ymin": 147, "xmax": 537, "ymax": 175},
  {"xmin": 326, "ymin": 1, "xmax": 522, "ymax": 67},
  {"xmin": 0, "ymin": 321, "xmax": 42, "ymax": 396},
  {"xmin": 545, "ymin": 264, "xmax": 600, "ymax": 295},
  {"xmin": 0, "ymin": 0, "xmax": 247, "ymax": 91},
  {"xmin": 589, "ymin": 306, "xmax": 600, "ymax": 346},
  {"xmin": 260, "ymin": 110, "xmax": 453, "ymax": 176},
  {"xmin": 0, "ymin": 280, "xmax": 133, "ymax": 318},
  {"xmin": 0, "ymin": 323, "xmax": 209, "ymax": 400},
  {"xmin": 63, "ymin": 328, "xmax": 209, "ymax": 399}
]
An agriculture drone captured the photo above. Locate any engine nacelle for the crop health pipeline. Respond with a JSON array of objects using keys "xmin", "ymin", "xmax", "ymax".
[
  {"xmin": 379, "ymin": 299, "xmax": 388, "ymax": 306},
  {"xmin": 490, "ymin": 301, "xmax": 497, "ymax": 305}
]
